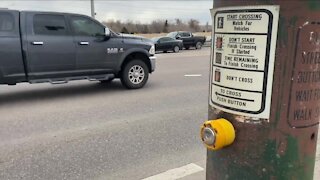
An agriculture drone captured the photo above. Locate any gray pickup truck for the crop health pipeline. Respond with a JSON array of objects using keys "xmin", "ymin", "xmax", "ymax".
[
  {"xmin": 0, "ymin": 10, "xmax": 156, "ymax": 89},
  {"xmin": 167, "ymin": 31, "xmax": 206, "ymax": 50}
]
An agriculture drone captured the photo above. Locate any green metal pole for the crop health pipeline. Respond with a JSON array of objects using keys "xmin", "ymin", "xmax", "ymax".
[{"xmin": 206, "ymin": 0, "xmax": 320, "ymax": 179}]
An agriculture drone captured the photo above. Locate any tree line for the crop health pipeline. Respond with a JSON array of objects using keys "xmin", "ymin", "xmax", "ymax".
[{"xmin": 102, "ymin": 19, "xmax": 212, "ymax": 34}]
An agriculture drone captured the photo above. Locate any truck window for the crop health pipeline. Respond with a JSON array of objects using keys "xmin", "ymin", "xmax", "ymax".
[
  {"xmin": 167, "ymin": 32, "xmax": 178, "ymax": 38},
  {"xmin": 70, "ymin": 16, "xmax": 104, "ymax": 37},
  {"xmin": 33, "ymin": 14, "xmax": 67, "ymax": 35},
  {"xmin": 181, "ymin": 32, "xmax": 191, "ymax": 37},
  {"xmin": 0, "ymin": 12, "xmax": 14, "ymax": 32}
]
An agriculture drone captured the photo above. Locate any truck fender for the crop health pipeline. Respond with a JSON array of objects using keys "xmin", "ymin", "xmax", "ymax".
[{"xmin": 116, "ymin": 48, "xmax": 151, "ymax": 72}]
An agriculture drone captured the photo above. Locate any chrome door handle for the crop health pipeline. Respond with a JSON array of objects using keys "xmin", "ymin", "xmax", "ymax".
[
  {"xmin": 32, "ymin": 41, "xmax": 44, "ymax": 45},
  {"xmin": 79, "ymin": 41, "xmax": 89, "ymax": 45}
]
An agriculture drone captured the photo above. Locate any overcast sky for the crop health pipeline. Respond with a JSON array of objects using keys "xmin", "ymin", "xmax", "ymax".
[{"xmin": 0, "ymin": 0, "xmax": 213, "ymax": 24}]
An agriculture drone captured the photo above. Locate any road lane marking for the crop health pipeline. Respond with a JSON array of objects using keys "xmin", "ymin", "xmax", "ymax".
[
  {"xmin": 141, "ymin": 163, "xmax": 204, "ymax": 180},
  {"xmin": 184, "ymin": 74, "xmax": 202, "ymax": 77}
]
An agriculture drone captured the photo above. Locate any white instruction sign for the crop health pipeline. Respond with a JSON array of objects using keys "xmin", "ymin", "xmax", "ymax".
[{"xmin": 210, "ymin": 6, "xmax": 280, "ymax": 119}]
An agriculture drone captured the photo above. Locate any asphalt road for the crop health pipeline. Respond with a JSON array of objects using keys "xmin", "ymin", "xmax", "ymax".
[
  {"xmin": 0, "ymin": 48, "xmax": 210, "ymax": 180},
  {"xmin": 0, "ymin": 47, "xmax": 319, "ymax": 180}
]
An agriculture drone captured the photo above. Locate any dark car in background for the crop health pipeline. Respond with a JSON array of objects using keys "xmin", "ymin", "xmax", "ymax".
[
  {"xmin": 151, "ymin": 37, "xmax": 183, "ymax": 53},
  {"xmin": 167, "ymin": 31, "xmax": 206, "ymax": 50}
]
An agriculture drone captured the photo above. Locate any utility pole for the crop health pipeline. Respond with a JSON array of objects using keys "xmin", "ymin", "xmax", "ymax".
[
  {"xmin": 201, "ymin": 0, "xmax": 320, "ymax": 179},
  {"xmin": 90, "ymin": 0, "xmax": 95, "ymax": 18}
]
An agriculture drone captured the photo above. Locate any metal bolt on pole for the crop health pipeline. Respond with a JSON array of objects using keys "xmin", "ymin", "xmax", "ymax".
[{"xmin": 203, "ymin": 0, "xmax": 320, "ymax": 179}]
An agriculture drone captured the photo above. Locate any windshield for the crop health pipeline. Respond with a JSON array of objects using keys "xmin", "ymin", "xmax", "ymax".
[
  {"xmin": 167, "ymin": 32, "xmax": 178, "ymax": 38},
  {"xmin": 151, "ymin": 37, "xmax": 160, "ymax": 42}
]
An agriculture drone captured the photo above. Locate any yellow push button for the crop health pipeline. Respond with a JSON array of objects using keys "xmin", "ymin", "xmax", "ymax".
[{"xmin": 200, "ymin": 118, "xmax": 235, "ymax": 150}]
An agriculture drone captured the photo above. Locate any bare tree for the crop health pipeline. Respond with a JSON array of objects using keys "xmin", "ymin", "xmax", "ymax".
[
  {"xmin": 173, "ymin": 18, "xmax": 188, "ymax": 31},
  {"xmin": 103, "ymin": 20, "xmax": 122, "ymax": 32},
  {"xmin": 103, "ymin": 18, "xmax": 211, "ymax": 34},
  {"xmin": 121, "ymin": 26, "xmax": 129, "ymax": 33},
  {"xmin": 162, "ymin": 20, "xmax": 169, "ymax": 33},
  {"xmin": 150, "ymin": 20, "xmax": 166, "ymax": 33},
  {"xmin": 188, "ymin": 19, "xmax": 200, "ymax": 32},
  {"xmin": 125, "ymin": 20, "xmax": 138, "ymax": 34}
]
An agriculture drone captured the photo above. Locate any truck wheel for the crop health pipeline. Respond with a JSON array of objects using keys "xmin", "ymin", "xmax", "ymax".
[
  {"xmin": 173, "ymin": 45, "xmax": 180, "ymax": 53},
  {"xmin": 196, "ymin": 42, "xmax": 202, "ymax": 49},
  {"xmin": 121, "ymin": 60, "xmax": 149, "ymax": 89}
]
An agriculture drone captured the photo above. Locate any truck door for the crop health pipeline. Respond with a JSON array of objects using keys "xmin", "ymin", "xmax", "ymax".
[
  {"xmin": 162, "ymin": 37, "xmax": 175, "ymax": 50},
  {"xmin": 25, "ymin": 13, "xmax": 76, "ymax": 79},
  {"xmin": 180, "ymin": 32, "xmax": 193, "ymax": 46},
  {"xmin": 157, "ymin": 37, "xmax": 170, "ymax": 51},
  {"xmin": 69, "ymin": 15, "xmax": 117, "ymax": 74},
  {"xmin": 0, "ymin": 10, "xmax": 26, "ymax": 83}
]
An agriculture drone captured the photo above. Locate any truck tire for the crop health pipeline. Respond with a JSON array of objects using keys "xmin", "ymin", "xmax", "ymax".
[
  {"xmin": 120, "ymin": 60, "xmax": 149, "ymax": 89},
  {"xmin": 196, "ymin": 42, "xmax": 202, "ymax": 49},
  {"xmin": 173, "ymin": 45, "xmax": 180, "ymax": 53}
]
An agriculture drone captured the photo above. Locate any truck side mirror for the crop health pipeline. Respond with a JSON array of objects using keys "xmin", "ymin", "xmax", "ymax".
[
  {"xmin": 105, "ymin": 28, "xmax": 111, "ymax": 40},
  {"xmin": 176, "ymin": 35, "xmax": 181, "ymax": 39}
]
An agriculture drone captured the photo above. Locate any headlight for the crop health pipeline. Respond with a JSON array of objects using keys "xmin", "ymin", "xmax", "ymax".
[{"xmin": 149, "ymin": 45, "xmax": 155, "ymax": 55}]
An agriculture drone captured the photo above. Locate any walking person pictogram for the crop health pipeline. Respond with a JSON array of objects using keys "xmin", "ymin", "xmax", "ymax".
[{"xmin": 217, "ymin": 17, "xmax": 224, "ymax": 29}]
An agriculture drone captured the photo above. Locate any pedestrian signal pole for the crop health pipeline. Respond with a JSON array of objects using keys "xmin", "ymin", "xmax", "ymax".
[{"xmin": 201, "ymin": 0, "xmax": 319, "ymax": 179}]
